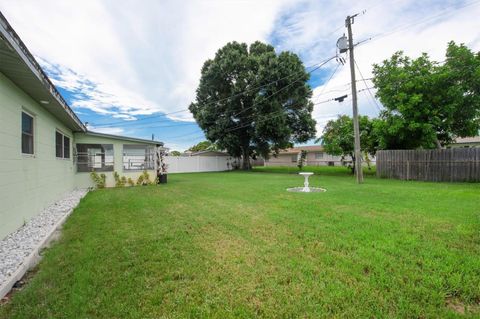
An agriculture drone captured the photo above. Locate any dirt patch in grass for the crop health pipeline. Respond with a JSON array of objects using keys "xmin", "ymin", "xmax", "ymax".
[{"xmin": 446, "ymin": 297, "xmax": 480, "ymax": 315}]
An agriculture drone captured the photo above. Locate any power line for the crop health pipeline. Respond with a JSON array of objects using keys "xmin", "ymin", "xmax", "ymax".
[
  {"xmin": 314, "ymin": 63, "xmax": 341, "ymax": 104},
  {"xmin": 361, "ymin": 0, "xmax": 480, "ymax": 46},
  {"xmin": 230, "ymin": 55, "xmax": 337, "ymax": 118},
  {"xmin": 94, "ymin": 55, "xmax": 338, "ymax": 130},
  {"xmin": 163, "ymin": 91, "xmax": 377, "ymax": 142},
  {"xmin": 90, "ymin": 58, "xmax": 333, "ymax": 128},
  {"xmin": 354, "ymin": 59, "xmax": 382, "ymax": 112}
]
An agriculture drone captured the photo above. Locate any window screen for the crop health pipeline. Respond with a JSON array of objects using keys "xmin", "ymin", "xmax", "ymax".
[
  {"xmin": 56, "ymin": 131, "xmax": 71, "ymax": 159},
  {"xmin": 56, "ymin": 131, "xmax": 63, "ymax": 158},
  {"xmin": 21, "ymin": 112, "xmax": 34, "ymax": 154},
  {"xmin": 123, "ymin": 144, "xmax": 155, "ymax": 170},
  {"xmin": 75, "ymin": 144, "xmax": 114, "ymax": 172},
  {"xmin": 63, "ymin": 136, "xmax": 70, "ymax": 158}
]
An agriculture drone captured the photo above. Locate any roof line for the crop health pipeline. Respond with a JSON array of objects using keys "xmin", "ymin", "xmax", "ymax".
[
  {"xmin": 0, "ymin": 11, "xmax": 86, "ymax": 132},
  {"xmin": 83, "ymin": 131, "xmax": 164, "ymax": 146}
]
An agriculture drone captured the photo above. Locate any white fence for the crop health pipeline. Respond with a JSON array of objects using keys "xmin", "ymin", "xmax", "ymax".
[{"xmin": 165, "ymin": 156, "xmax": 235, "ymax": 173}]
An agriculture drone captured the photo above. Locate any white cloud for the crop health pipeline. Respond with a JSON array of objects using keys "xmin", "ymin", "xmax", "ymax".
[
  {"xmin": 0, "ymin": 0, "xmax": 293, "ymax": 122},
  {"xmin": 270, "ymin": 0, "xmax": 480, "ymax": 135},
  {"xmin": 1, "ymin": 0, "xmax": 478, "ymax": 140},
  {"xmin": 87, "ymin": 126, "xmax": 125, "ymax": 135}
]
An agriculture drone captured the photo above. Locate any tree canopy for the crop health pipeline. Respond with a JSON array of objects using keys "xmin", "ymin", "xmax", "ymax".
[
  {"xmin": 189, "ymin": 41, "xmax": 316, "ymax": 169},
  {"xmin": 187, "ymin": 141, "xmax": 217, "ymax": 152},
  {"xmin": 169, "ymin": 150, "xmax": 181, "ymax": 156},
  {"xmin": 372, "ymin": 41, "xmax": 480, "ymax": 149},
  {"xmin": 319, "ymin": 115, "xmax": 378, "ymax": 172}
]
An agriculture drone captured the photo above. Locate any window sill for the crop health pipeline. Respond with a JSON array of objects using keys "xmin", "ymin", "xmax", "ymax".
[{"xmin": 22, "ymin": 153, "xmax": 35, "ymax": 158}]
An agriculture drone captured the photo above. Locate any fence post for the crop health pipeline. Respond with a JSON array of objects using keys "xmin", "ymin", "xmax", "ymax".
[{"xmin": 406, "ymin": 160, "xmax": 410, "ymax": 180}]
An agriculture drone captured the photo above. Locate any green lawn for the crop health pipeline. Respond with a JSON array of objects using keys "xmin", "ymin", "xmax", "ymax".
[{"xmin": 1, "ymin": 168, "xmax": 479, "ymax": 318}]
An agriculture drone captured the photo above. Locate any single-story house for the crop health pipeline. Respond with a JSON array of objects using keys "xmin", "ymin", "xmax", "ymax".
[
  {"xmin": 447, "ymin": 136, "xmax": 480, "ymax": 148},
  {"xmin": 0, "ymin": 12, "xmax": 165, "ymax": 239},
  {"xmin": 264, "ymin": 145, "xmax": 352, "ymax": 167}
]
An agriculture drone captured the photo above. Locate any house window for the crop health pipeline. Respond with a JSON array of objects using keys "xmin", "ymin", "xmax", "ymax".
[
  {"xmin": 315, "ymin": 152, "xmax": 324, "ymax": 159},
  {"xmin": 123, "ymin": 144, "xmax": 155, "ymax": 171},
  {"xmin": 21, "ymin": 111, "xmax": 34, "ymax": 154},
  {"xmin": 56, "ymin": 131, "xmax": 71, "ymax": 159},
  {"xmin": 64, "ymin": 135, "xmax": 70, "ymax": 158},
  {"xmin": 75, "ymin": 144, "xmax": 114, "ymax": 172},
  {"xmin": 291, "ymin": 155, "xmax": 297, "ymax": 163}
]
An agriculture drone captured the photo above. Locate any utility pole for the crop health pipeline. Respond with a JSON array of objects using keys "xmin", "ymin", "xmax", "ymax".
[{"xmin": 345, "ymin": 15, "xmax": 363, "ymax": 183}]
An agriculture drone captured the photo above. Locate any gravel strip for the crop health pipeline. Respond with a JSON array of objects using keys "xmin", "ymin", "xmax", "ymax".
[{"xmin": 0, "ymin": 189, "xmax": 88, "ymax": 287}]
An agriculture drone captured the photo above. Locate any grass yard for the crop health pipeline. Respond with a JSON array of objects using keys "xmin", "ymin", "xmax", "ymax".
[{"xmin": 1, "ymin": 168, "xmax": 479, "ymax": 318}]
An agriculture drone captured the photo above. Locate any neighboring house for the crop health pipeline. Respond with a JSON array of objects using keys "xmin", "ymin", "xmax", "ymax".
[
  {"xmin": 264, "ymin": 145, "xmax": 351, "ymax": 167},
  {"xmin": 0, "ymin": 12, "xmax": 165, "ymax": 239},
  {"xmin": 447, "ymin": 136, "xmax": 480, "ymax": 148}
]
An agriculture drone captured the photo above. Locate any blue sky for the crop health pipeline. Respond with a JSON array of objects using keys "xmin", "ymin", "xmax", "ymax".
[{"xmin": 1, "ymin": 0, "xmax": 479, "ymax": 151}]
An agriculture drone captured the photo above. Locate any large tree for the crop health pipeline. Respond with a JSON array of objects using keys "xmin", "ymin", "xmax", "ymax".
[
  {"xmin": 319, "ymin": 115, "xmax": 378, "ymax": 173},
  {"xmin": 372, "ymin": 41, "xmax": 480, "ymax": 149},
  {"xmin": 189, "ymin": 41, "xmax": 316, "ymax": 169}
]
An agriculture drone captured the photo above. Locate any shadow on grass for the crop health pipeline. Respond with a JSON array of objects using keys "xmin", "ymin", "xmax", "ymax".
[{"xmin": 252, "ymin": 165, "xmax": 376, "ymax": 177}]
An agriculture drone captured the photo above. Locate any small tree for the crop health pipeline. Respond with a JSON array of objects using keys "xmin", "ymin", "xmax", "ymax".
[
  {"xmin": 297, "ymin": 150, "xmax": 307, "ymax": 170},
  {"xmin": 319, "ymin": 115, "xmax": 378, "ymax": 173},
  {"xmin": 169, "ymin": 150, "xmax": 181, "ymax": 156},
  {"xmin": 372, "ymin": 41, "xmax": 480, "ymax": 149}
]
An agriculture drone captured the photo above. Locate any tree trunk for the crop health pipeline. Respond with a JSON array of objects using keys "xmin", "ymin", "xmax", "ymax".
[
  {"xmin": 350, "ymin": 153, "xmax": 356, "ymax": 174},
  {"xmin": 435, "ymin": 138, "xmax": 442, "ymax": 149},
  {"xmin": 241, "ymin": 147, "xmax": 251, "ymax": 170}
]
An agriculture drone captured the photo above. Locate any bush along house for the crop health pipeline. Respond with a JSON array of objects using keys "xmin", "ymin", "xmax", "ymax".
[{"xmin": 0, "ymin": 12, "xmax": 166, "ymax": 239}]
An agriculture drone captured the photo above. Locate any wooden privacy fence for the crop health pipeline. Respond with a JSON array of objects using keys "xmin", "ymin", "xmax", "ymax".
[{"xmin": 376, "ymin": 148, "xmax": 480, "ymax": 182}]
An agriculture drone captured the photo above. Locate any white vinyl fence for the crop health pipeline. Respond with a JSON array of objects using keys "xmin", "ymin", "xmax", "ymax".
[{"xmin": 165, "ymin": 156, "xmax": 236, "ymax": 173}]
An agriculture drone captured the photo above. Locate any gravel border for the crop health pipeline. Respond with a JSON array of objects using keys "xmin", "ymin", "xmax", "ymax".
[{"xmin": 0, "ymin": 189, "xmax": 88, "ymax": 298}]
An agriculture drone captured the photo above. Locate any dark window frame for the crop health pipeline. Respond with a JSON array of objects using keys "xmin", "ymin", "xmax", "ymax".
[
  {"xmin": 21, "ymin": 111, "xmax": 34, "ymax": 155},
  {"xmin": 55, "ymin": 130, "xmax": 71, "ymax": 159}
]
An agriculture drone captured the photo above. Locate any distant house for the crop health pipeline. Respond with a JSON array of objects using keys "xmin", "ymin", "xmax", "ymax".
[
  {"xmin": 0, "ymin": 12, "xmax": 165, "ymax": 239},
  {"xmin": 448, "ymin": 136, "xmax": 480, "ymax": 148},
  {"xmin": 264, "ymin": 145, "xmax": 351, "ymax": 167}
]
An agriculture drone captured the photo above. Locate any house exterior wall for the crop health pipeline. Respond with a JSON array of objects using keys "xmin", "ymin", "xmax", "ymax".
[
  {"xmin": 265, "ymin": 151, "xmax": 348, "ymax": 167},
  {"xmin": 265, "ymin": 153, "xmax": 298, "ymax": 166},
  {"xmin": 305, "ymin": 151, "xmax": 349, "ymax": 166},
  {"xmin": 73, "ymin": 133, "xmax": 157, "ymax": 188},
  {"xmin": 448, "ymin": 143, "xmax": 480, "ymax": 148},
  {"xmin": 0, "ymin": 72, "xmax": 76, "ymax": 239}
]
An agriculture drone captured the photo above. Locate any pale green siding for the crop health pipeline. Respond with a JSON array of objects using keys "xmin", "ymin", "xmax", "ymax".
[
  {"xmin": 73, "ymin": 133, "xmax": 157, "ymax": 188},
  {"xmin": 0, "ymin": 72, "xmax": 76, "ymax": 239}
]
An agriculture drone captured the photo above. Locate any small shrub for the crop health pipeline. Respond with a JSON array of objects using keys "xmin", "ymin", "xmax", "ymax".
[
  {"xmin": 90, "ymin": 171, "xmax": 106, "ymax": 189},
  {"xmin": 142, "ymin": 170, "xmax": 152, "ymax": 184},
  {"xmin": 127, "ymin": 178, "xmax": 135, "ymax": 187},
  {"xmin": 137, "ymin": 170, "xmax": 152, "ymax": 185},
  {"xmin": 113, "ymin": 171, "xmax": 126, "ymax": 187}
]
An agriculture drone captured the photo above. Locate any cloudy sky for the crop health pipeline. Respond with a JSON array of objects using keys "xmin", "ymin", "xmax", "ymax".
[{"xmin": 1, "ymin": 0, "xmax": 479, "ymax": 151}]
